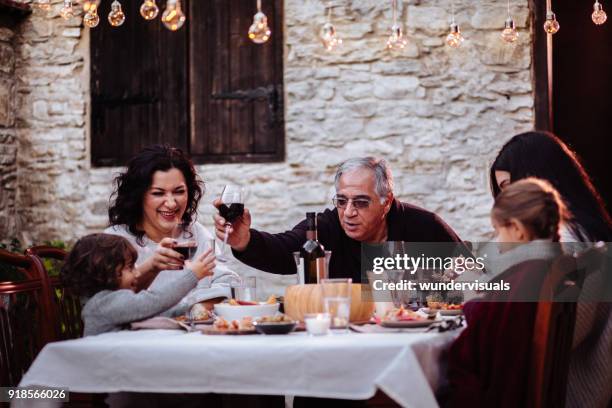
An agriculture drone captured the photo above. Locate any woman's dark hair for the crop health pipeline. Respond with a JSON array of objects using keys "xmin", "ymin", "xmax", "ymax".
[
  {"xmin": 490, "ymin": 131, "xmax": 612, "ymax": 242},
  {"xmin": 61, "ymin": 234, "xmax": 137, "ymax": 298},
  {"xmin": 108, "ymin": 144, "xmax": 204, "ymax": 244},
  {"xmin": 492, "ymin": 178, "xmax": 570, "ymax": 242}
]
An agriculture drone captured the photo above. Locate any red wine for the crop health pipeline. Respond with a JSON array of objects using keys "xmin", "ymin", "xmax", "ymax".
[
  {"xmin": 174, "ymin": 243, "xmax": 197, "ymax": 260},
  {"xmin": 219, "ymin": 203, "xmax": 244, "ymax": 223},
  {"xmin": 300, "ymin": 212, "xmax": 326, "ymax": 284}
]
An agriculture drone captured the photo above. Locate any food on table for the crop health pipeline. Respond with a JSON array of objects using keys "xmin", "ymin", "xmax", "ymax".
[
  {"xmin": 213, "ymin": 316, "xmax": 254, "ymax": 331},
  {"xmin": 427, "ymin": 301, "xmax": 464, "ymax": 310},
  {"xmin": 257, "ymin": 314, "xmax": 293, "ymax": 323},
  {"xmin": 382, "ymin": 306, "xmax": 426, "ymax": 322},
  {"xmin": 265, "ymin": 295, "xmax": 278, "ymax": 304},
  {"xmin": 190, "ymin": 302, "xmax": 212, "ymax": 320},
  {"xmin": 228, "ymin": 298, "xmax": 258, "ymax": 306}
]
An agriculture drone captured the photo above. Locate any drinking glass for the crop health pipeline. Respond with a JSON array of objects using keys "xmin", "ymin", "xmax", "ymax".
[
  {"xmin": 232, "ymin": 276, "xmax": 257, "ymax": 302},
  {"xmin": 173, "ymin": 237, "xmax": 198, "ymax": 261},
  {"xmin": 321, "ymin": 278, "xmax": 352, "ymax": 333},
  {"xmin": 217, "ymin": 184, "xmax": 245, "ymax": 262}
]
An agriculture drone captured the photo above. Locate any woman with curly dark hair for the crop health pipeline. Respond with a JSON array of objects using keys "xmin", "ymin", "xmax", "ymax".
[
  {"xmin": 61, "ymin": 233, "xmax": 215, "ymax": 336},
  {"xmin": 105, "ymin": 145, "xmax": 238, "ymax": 313}
]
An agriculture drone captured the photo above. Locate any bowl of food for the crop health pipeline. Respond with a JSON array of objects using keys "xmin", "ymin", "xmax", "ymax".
[
  {"xmin": 253, "ymin": 315, "xmax": 297, "ymax": 335},
  {"xmin": 214, "ymin": 297, "xmax": 280, "ymax": 321}
]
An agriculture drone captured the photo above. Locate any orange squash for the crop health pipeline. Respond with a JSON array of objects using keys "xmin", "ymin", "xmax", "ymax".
[{"xmin": 284, "ymin": 284, "xmax": 375, "ymax": 322}]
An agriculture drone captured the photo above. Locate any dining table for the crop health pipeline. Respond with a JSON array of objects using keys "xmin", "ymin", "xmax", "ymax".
[{"xmin": 17, "ymin": 325, "xmax": 462, "ymax": 408}]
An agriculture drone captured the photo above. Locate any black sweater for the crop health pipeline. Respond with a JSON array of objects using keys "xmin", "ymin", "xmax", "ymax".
[{"xmin": 233, "ymin": 199, "xmax": 462, "ymax": 283}]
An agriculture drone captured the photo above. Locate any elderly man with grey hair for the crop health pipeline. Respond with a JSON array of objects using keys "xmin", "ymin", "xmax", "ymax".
[{"xmin": 213, "ymin": 157, "xmax": 461, "ymax": 283}]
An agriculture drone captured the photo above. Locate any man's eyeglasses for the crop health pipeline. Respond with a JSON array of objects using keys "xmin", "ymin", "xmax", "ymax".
[{"xmin": 332, "ymin": 196, "xmax": 372, "ymax": 210}]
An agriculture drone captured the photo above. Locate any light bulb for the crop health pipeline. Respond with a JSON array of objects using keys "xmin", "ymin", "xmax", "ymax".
[
  {"xmin": 592, "ymin": 1, "xmax": 608, "ymax": 25},
  {"xmin": 446, "ymin": 22, "xmax": 464, "ymax": 48},
  {"xmin": 35, "ymin": 0, "xmax": 51, "ymax": 11},
  {"xmin": 248, "ymin": 11, "xmax": 271, "ymax": 43},
  {"xmin": 501, "ymin": 16, "xmax": 519, "ymax": 43},
  {"xmin": 321, "ymin": 22, "xmax": 342, "ymax": 51},
  {"xmin": 543, "ymin": 11, "xmax": 560, "ymax": 34},
  {"xmin": 162, "ymin": 0, "xmax": 186, "ymax": 31},
  {"xmin": 386, "ymin": 24, "xmax": 407, "ymax": 50},
  {"xmin": 140, "ymin": 0, "xmax": 159, "ymax": 20},
  {"xmin": 108, "ymin": 0, "xmax": 126, "ymax": 27},
  {"xmin": 84, "ymin": 11, "xmax": 100, "ymax": 28},
  {"xmin": 59, "ymin": 0, "xmax": 74, "ymax": 20},
  {"xmin": 82, "ymin": 0, "xmax": 94, "ymax": 12}
]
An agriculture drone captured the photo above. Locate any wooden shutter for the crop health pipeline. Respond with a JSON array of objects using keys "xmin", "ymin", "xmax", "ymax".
[
  {"xmin": 189, "ymin": 0, "xmax": 285, "ymax": 163},
  {"xmin": 90, "ymin": 0, "xmax": 189, "ymax": 167}
]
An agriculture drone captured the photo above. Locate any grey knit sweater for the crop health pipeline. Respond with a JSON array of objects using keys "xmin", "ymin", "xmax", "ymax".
[{"xmin": 82, "ymin": 269, "xmax": 198, "ymax": 336}]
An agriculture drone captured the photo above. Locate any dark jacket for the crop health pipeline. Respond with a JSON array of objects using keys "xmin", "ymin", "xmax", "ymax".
[{"xmin": 233, "ymin": 199, "xmax": 462, "ymax": 283}]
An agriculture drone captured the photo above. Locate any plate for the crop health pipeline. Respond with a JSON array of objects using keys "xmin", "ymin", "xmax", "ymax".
[
  {"xmin": 174, "ymin": 317, "xmax": 214, "ymax": 325},
  {"xmin": 439, "ymin": 309, "xmax": 463, "ymax": 316},
  {"xmin": 253, "ymin": 321, "xmax": 297, "ymax": 335},
  {"xmin": 380, "ymin": 319, "xmax": 438, "ymax": 328},
  {"xmin": 213, "ymin": 302, "xmax": 279, "ymax": 321},
  {"xmin": 200, "ymin": 327, "xmax": 257, "ymax": 335}
]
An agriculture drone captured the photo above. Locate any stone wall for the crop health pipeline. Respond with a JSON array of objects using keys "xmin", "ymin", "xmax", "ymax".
[
  {"xmin": 4, "ymin": 0, "xmax": 534, "ymax": 259},
  {"xmin": 0, "ymin": 13, "xmax": 21, "ymax": 241}
]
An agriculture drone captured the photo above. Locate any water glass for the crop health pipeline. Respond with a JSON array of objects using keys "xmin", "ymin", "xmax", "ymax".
[
  {"xmin": 321, "ymin": 278, "xmax": 352, "ymax": 332},
  {"xmin": 233, "ymin": 276, "xmax": 257, "ymax": 302}
]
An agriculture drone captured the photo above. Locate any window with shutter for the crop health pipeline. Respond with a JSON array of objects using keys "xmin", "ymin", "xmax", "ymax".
[{"xmin": 91, "ymin": 0, "xmax": 284, "ymax": 167}]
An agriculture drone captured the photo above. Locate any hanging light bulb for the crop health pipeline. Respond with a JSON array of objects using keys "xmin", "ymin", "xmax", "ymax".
[
  {"xmin": 83, "ymin": 3, "xmax": 100, "ymax": 27},
  {"xmin": 59, "ymin": 0, "xmax": 74, "ymax": 20},
  {"xmin": 500, "ymin": 0, "xmax": 519, "ymax": 43},
  {"xmin": 108, "ymin": 0, "xmax": 126, "ymax": 26},
  {"xmin": 446, "ymin": 22, "xmax": 464, "ymax": 48},
  {"xmin": 35, "ymin": 0, "xmax": 51, "ymax": 11},
  {"xmin": 320, "ymin": 3, "xmax": 342, "ymax": 51},
  {"xmin": 543, "ymin": 11, "xmax": 560, "ymax": 34},
  {"xmin": 386, "ymin": 0, "xmax": 407, "ymax": 50},
  {"xmin": 162, "ymin": 0, "xmax": 186, "ymax": 31},
  {"xmin": 248, "ymin": 0, "xmax": 271, "ymax": 43},
  {"xmin": 445, "ymin": 1, "xmax": 463, "ymax": 48},
  {"xmin": 592, "ymin": 1, "xmax": 608, "ymax": 25},
  {"xmin": 501, "ymin": 17, "xmax": 519, "ymax": 43},
  {"xmin": 140, "ymin": 0, "xmax": 160, "ymax": 20}
]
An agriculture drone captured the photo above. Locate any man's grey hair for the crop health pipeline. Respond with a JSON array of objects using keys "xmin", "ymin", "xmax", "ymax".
[{"xmin": 334, "ymin": 157, "xmax": 394, "ymax": 202}]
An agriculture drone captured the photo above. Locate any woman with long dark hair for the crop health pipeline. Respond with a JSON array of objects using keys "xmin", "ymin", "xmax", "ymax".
[
  {"xmin": 490, "ymin": 131, "xmax": 611, "ymax": 242},
  {"xmin": 106, "ymin": 144, "xmax": 238, "ymax": 313},
  {"xmin": 489, "ymin": 131, "xmax": 611, "ymax": 407}
]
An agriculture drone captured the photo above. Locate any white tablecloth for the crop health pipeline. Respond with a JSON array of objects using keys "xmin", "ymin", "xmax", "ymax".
[{"xmin": 19, "ymin": 329, "xmax": 460, "ymax": 407}]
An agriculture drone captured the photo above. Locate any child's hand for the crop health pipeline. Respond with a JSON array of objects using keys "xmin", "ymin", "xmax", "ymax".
[{"xmin": 184, "ymin": 248, "xmax": 216, "ymax": 280}]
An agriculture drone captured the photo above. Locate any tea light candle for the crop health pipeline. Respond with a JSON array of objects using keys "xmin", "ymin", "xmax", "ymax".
[{"xmin": 304, "ymin": 313, "xmax": 331, "ymax": 336}]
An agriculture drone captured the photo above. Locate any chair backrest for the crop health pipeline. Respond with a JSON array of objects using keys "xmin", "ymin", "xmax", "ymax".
[
  {"xmin": 0, "ymin": 249, "xmax": 56, "ymax": 386},
  {"xmin": 26, "ymin": 246, "xmax": 83, "ymax": 340},
  {"xmin": 528, "ymin": 243, "xmax": 608, "ymax": 408}
]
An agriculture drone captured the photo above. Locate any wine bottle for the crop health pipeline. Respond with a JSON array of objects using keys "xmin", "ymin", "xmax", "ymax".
[{"xmin": 300, "ymin": 212, "xmax": 326, "ymax": 284}]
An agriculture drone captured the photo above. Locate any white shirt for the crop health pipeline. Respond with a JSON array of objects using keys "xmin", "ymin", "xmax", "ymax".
[{"xmin": 104, "ymin": 222, "xmax": 238, "ymax": 315}]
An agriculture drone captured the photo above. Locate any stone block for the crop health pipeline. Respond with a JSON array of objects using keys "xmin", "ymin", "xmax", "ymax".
[
  {"xmin": 373, "ymin": 76, "xmax": 419, "ymax": 99},
  {"xmin": 0, "ymin": 43, "xmax": 14, "ymax": 74},
  {"xmin": 0, "ymin": 28, "xmax": 14, "ymax": 42},
  {"xmin": 0, "ymin": 79, "xmax": 13, "ymax": 127}
]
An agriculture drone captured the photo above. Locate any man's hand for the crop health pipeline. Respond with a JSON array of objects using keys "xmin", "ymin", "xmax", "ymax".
[{"xmin": 212, "ymin": 198, "xmax": 252, "ymax": 252}]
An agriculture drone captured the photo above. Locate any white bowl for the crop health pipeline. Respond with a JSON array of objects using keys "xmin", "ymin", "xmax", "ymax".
[{"xmin": 214, "ymin": 302, "xmax": 279, "ymax": 321}]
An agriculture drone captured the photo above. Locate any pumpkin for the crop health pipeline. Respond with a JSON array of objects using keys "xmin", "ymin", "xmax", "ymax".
[{"xmin": 284, "ymin": 284, "xmax": 375, "ymax": 322}]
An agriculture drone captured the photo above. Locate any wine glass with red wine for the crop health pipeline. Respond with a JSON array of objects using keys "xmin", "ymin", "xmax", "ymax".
[{"xmin": 218, "ymin": 184, "xmax": 245, "ymax": 262}]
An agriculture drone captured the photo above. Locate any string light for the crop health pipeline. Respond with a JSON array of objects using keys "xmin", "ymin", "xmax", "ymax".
[
  {"xmin": 162, "ymin": 0, "xmax": 186, "ymax": 31},
  {"xmin": 59, "ymin": 0, "xmax": 74, "ymax": 20},
  {"xmin": 321, "ymin": 2, "xmax": 342, "ymax": 51},
  {"xmin": 543, "ymin": 10, "xmax": 560, "ymax": 34},
  {"xmin": 34, "ymin": 0, "xmax": 51, "ymax": 11},
  {"xmin": 83, "ymin": 2, "xmax": 100, "ymax": 28},
  {"xmin": 386, "ymin": 0, "xmax": 407, "ymax": 50},
  {"xmin": 501, "ymin": 0, "xmax": 519, "ymax": 43},
  {"xmin": 82, "ymin": 0, "xmax": 94, "ymax": 12},
  {"xmin": 140, "ymin": 0, "xmax": 160, "ymax": 20},
  {"xmin": 446, "ymin": 1, "xmax": 464, "ymax": 48},
  {"xmin": 108, "ymin": 0, "xmax": 126, "ymax": 27},
  {"xmin": 592, "ymin": 1, "xmax": 607, "ymax": 25},
  {"xmin": 248, "ymin": 0, "xmax": 271, "ymax": 44}
]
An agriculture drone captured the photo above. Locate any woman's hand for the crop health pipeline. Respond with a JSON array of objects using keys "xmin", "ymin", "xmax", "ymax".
[
  {"xmin": 132, "ymin": 237, "xmax": 185, "ymax": 290},
  {"xmin": 185, "ymin": 248, "xmax": 216, "ymax": 280}
]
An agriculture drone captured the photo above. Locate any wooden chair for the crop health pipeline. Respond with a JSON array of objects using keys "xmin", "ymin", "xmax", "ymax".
[
  {"xmin": 0, "ymin": 248, "xmax": 56, "ymax": 386},
  {"xmin": 528, "ymin": 242, "xmax": 608, "ymax": 408},
  {"xmin": 26, "ymin": 246, "xmax": 84, "ymax": 340}
]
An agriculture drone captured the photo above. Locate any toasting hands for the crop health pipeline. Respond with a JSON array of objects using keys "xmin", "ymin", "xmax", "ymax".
[{"xmin": 212, "ymin": 198, "xmax": 251, "ymax": 252}]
